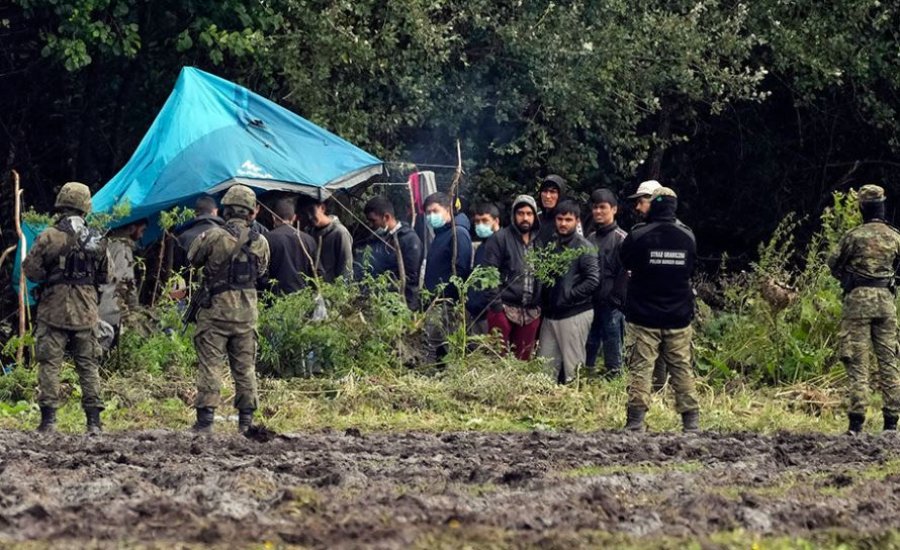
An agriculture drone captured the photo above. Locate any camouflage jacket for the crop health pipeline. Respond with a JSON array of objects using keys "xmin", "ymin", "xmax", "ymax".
[
  {"xmin": 828, "ymin": 220, "xmax": 900, "ymax": 319},
  {"xmin": 23, "ymin": 217, "xmax": 110, "ymax": 330},
  {"xmin": 98, "ymin": 236, "xmax": 139, "ymax": 327},
  {"xmin": 188, "ymin": 218, "xmax": 270, "ymax": 325}
]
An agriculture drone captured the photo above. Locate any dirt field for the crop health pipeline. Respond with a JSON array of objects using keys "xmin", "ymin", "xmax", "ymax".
[{"xmin": 1, "ymin": 428, "xmax": 900, "ymax": 548}]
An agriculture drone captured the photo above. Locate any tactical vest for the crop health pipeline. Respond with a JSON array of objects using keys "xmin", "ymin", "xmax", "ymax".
[
  {"xmin": 209, "ymin": 225, "xmax": 260, "ymax": 296},
  {"xmin": 46, "ymin": 218, "xmax": 98, "ymax": 287}
]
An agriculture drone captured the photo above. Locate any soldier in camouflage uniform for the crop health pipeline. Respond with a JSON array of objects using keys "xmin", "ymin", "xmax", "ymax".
[
  {"xmin": 188, "ymin": 184, "xmax": 270, "ymax": 434},
  {"xmin": 98, "ymin": 220, "xmax": 149, "ymax": 344},
  {"xmin": 828, "ymin": 184, "xmax": 900, "ymax": 434},
  {"xmin": 23, "ymin": 182, "xmax": 110, "ymax": 434}
]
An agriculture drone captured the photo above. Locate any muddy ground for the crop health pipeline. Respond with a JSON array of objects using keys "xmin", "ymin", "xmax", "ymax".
[{"xmin": 1, "ymin": 428, "xmax": 900, "ymax": 548}]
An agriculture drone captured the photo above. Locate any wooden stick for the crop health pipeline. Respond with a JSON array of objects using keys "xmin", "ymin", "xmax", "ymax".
[
  {"xmin": 449, "ymin": 140, "xmax": 463, "ymax": 278},
  {"xmin": 150, "ymin": 234, "xmax": 167, "ymax": 307},
  {"xmin": 0, "ymin": 245, "xmax": 16, "ymax": 274},
  {"xmin": 12, "ymin": 171, "xmax": 26, "ymax": 365}
]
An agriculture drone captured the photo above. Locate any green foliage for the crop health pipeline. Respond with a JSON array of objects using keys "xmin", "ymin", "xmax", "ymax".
[
  {"xmin": 86, "ymin": 199, "xmax": 131, "ymax": 231},
  {"xmin": 695, "ymin": 191, "xmax": 861, "ymax": 384},
  {"xmin": 258, "ymin": 274, "xmax": 420, "ymax": 378},
  {"xmin": 22, "ymin": 208, "xmax": 54, "ymax": 227},
  {"xmin": 107, "ymin": 300, "xmax": 195, "ymax": 376},
  {"xmin": 159, "ymin": 206, "xmax": 194, "ymax": 233},
  {"xmin": 526, "ymin": 243, "xmax": 596, "ymax": 286}
]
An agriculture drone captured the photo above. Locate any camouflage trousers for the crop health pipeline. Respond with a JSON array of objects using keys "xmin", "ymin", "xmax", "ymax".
[
  {"xmin": 193, "ymin": 319, "xmax": 259, "ymax": 411},
  {"xmin": 839, "ymin": 316, "xmax": 900, "ymax": 416},
  {"xmin": 626, "ymin": 322, "xmax": 699, "ymax": 413},
  {"xmin": 34, "ymin": 321, "xmax": 104, "ymax": 409}
]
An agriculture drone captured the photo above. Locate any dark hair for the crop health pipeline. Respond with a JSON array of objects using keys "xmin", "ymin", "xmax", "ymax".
[
  {"xmin": 273, "ymin": 197, "xmax": 296, "ymax": 222},
  {"xmin": 364, "ymin": 196, "xmax": 395, "ymax": 217},
  {"xmin": 423, "ymin": 192, "xmax": 451, "ymax": 210},
  {"xmin": 472, "ymin": 202, "xmax": 500, "ymax": 219},
  {"xmin": 554, "ymin": 200, "xmax": 581, "ymax": 218},
  {"xmin": 195, "ymin": 195, "xmax": 217, "ymax": 215},
  {"xmin": 590, "ymin": 188, "xmax": 618, "ymax": 207},
  {"xmin": 297, "ymin": 197, "xmax": 324, "ymax": 218}
]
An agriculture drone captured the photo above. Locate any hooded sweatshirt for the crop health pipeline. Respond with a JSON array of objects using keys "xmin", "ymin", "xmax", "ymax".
[
  {"xmin": 424, "ymin": 213, "xmax": 472, "ymax": 300},
  {"xmin": 310, "ymin": 215, "xmax": 354, "ymax": 282},
  {"xmin": 620, "ymin": 196, "xmax": 696, "ymax": 329},
  {"xmin": 478, "ymin": 195, "xmax": 543, "ymax": 313},
  {"xmin": 537, "ymin": 174, "xmax": 569, "ymax": 243}
]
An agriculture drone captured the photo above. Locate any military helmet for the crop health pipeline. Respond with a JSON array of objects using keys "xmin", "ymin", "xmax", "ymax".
[
  {"xmin": 221, "ymin": 184, "xmax": 257, "ymax": 211},
  {"xmin": 55, "ymin": 182, "xmax": 92, "ymax": 214},
  {"xmin": 858, "ymin": 185, "xmax": 886, "ymax": 203}
]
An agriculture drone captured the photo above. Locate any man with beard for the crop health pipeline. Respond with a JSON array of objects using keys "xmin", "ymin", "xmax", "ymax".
[
  {"xmin": 480, "ymin": 195, "xmax": 544, "ymax": 360},
  {"xmin": 540, "ymin": 200, "xmax": 600, "ymax": 383}
]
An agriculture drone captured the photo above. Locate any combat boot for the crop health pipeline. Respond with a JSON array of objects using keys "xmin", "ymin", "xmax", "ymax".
[
  {"xmin": 37, "ymin": 406, "xmax": 56, "ymax": 433},
  {"xmin": 847, "ymin": 412, "xmax": 865, "ymax": 435},
  {"xmin": 84, "ymin": 407, "xmax": 103, "ymax": 435},
  {"xmin": 883, "ymin": 409, "xmax": 899, "ymax": 431},
  {"xmin": 192, "ymin": 407, "xmax": 214, "ymax": 433},
  {"xmin": 238, "ymin": 409, "xmax": 254, "ymax": 434},
  {"xmin": 682, "ymin": 410, "xmax": 700, "ymax": 433},
  {"xmin": 624, "ymin": 406, "xmax": 646, "ymax": 432}
]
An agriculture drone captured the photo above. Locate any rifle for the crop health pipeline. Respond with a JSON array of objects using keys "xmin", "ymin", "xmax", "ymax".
[{"xmin": 181, "ymin": 285, "xmax": 210, "ymax": 330}]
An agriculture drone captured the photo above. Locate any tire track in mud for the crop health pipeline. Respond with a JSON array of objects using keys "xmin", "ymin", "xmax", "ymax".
[{"xmin": 0, "ymin": 429, "xmax": 899, "ymax": 547}]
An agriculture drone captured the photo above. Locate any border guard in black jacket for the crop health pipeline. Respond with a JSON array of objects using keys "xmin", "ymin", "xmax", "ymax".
[{"xmin": 620, "ymin": 187, "xmax": 700, "ymax": 432}]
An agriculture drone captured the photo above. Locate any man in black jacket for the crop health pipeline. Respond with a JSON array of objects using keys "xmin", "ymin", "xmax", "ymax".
[
  {"xmin": 361, "ymin": 196, "xmax": 423, "ymax": 310},
  {"xmin": 585, "ymin": 189, "xmax": 629, "ymax": 378},
  {"xmin": 480, "ymin": 195, "xmax": 543, "ymax": 360},
  {"xmin": 620, "ymin": 187, "xmax": 700, "ymax": 432},
  {"xmin": 262, "ymin": 197, "xmax": 317, "ymax": 295},
  {"xmin": 539, "ymin": 200, "xmax": 600, "ymax": 383}
]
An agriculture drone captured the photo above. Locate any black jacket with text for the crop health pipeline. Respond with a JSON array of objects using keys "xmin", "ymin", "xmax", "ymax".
[{"xmin": 620, "ymin": 197, "xmax": 696, "ymax": 329}]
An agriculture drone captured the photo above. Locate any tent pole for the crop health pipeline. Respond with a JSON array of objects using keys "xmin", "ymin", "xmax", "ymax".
[{"xmin": 12, "ymin": 170, "xmax": 26, "ymax": 366}]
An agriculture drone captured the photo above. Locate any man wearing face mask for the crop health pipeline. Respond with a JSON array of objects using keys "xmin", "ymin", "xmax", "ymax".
[
  {"xmin": 537, "ymin": 174, "xmax": 569, "ymax": 243},
  {"xmin": 361, "ymin": 196, "xmax": 423, "ymax": 310},
  {"xmin": 422, "ymin": 192, "xmax": 472, "ymax": 362},
  {"xmin": 481, "ymin": 195, "xmax": 544, "ymax": 360},
  {"xmin": 468, "ymin": 203, "xmax": 502, "ymax": 333}
]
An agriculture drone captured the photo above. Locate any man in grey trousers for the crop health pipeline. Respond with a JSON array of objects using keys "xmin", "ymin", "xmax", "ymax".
[{"xmin": 539, "ymin": 200, "xmax": 600, "ymax": 383}]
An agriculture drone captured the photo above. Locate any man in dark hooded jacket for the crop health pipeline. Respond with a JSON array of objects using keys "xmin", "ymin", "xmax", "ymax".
[
  {"xmin": 480, "ymin": 195, "xmax": 544, "ymax": 360},
  {"xmin": 537, "ymin": 174, "xmax": 569, "ymax": 244}
]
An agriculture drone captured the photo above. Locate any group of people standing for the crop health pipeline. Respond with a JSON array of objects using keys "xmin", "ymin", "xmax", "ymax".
[{"xmin": 20, "ymin": 175, "xmax": 900, "ymax": 436}]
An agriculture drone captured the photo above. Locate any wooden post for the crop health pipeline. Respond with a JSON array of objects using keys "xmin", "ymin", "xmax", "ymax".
[{"xmin": 12, "ymin": 170, "xmax": 26, "ymax": 365}]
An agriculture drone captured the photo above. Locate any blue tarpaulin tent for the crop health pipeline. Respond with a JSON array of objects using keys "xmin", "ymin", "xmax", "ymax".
[
  {"xmin": 13, "ymin": 66, "xmax": 384, "ymax": 301},
  {"xmin": 93, "ymin": 66, "xmax": 384, "ymax": 228}
]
